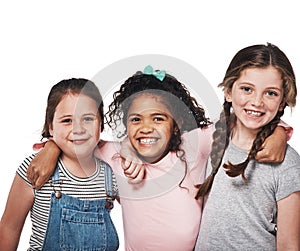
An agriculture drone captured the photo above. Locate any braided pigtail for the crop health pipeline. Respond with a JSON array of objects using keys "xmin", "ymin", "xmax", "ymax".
[
  {"xmin": 195, "ymin": 101, "xmax": 232, "ymax": 199},
  {"xmin": 224, "ymin": 110, "xmax": 284, "ymax": 180},
  {"xmin": 195, "ymin": 42, "xmax": 297, "ymax": 196}
]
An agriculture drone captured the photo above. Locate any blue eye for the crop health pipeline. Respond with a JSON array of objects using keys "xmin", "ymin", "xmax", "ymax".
[{"xmin": 83, "ymin": 116, "xmax": 95, "ymax": 122}]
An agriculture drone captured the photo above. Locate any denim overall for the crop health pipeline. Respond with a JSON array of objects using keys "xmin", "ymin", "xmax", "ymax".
[{"xmin": 41, "ymin": 163, "xmax": 119, "ymax": 251}]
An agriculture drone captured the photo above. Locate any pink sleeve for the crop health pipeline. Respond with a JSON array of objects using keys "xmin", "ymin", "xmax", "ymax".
[
  {"xmin": 32, "ymin": 138, "xmax": 51, "ymax": 151},
  {"xmin": 94, "ymin": 141, "xmax": 121, "ymax": 166},
  {"xmin": 278, "ymin": 120, "xmax": 293, "ymax": 141},
  {"xmin": 181, "ymin": 125, "xmax": 214, "ymax": 184}
]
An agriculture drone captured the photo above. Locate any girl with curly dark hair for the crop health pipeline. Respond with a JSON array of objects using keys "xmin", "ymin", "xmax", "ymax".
[{"xmin": 26, "ymin": 65, "xmax": 290, "ymax": 250}]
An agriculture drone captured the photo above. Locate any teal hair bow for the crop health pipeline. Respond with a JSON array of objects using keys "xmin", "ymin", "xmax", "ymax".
[{"xmin": 143, "ymin": 65, "xmax": 166, "ymax": 81}]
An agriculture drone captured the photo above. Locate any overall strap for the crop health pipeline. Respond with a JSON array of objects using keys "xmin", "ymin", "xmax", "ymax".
[
  {"xmin": 34, "ymin": 163, "xmax": 60, "ymax": 196},
  {"xmin": 104, "ymin": 162, "xmax": 115, "ymax": 210},
  {"xmin": 104, "ymin": 162, "xmax": 114, "ymax": 198},
  {"xmin": 52, "ymin": 163, "xmax": 60, "ymax": 180},
  {"xmin": 50, "ymin": 163, "xmax": 62, "ymax": 198}
]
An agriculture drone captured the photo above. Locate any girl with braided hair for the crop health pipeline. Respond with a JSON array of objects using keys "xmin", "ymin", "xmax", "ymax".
[
  {"xmin": 96, "ymin": 66, "xmax": 290, "ymax": 250},
  {"xmin": 195, "ymin": 43, "xmax": 300, "ymax": 250},
  {"xmin": 26, "ymin": 66, "xmax": 290, "ymax": 250}
]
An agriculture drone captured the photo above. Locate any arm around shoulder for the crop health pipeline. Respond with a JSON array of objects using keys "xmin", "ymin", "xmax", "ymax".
[{"xmin": 27, "ymin": 140, "xmax": 61, "ymax": 189}]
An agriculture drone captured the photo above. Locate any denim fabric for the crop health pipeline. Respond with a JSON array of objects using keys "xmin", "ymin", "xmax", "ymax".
[{"xmin": 42, "ymin": 164, "xmax": 119, "ymax": 251}]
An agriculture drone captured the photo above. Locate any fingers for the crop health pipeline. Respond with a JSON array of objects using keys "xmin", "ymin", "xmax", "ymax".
[
  {"xmin": 122, "ymin": 158, "xmax": 145, "ymax": 184},
  {"xmin": 26, "ymin": 162, "xmax": 50, "ymax": 190},
  {"xmin": 123, "ymin": 162, "xmax": 142, "ymax": 177},
  {"xmin": 26, "ymin": 165, "xmax": 37, "ymax": 188},
  {"xmin": 123, "ymin": 158, "xmax": 134, "ymax": 170},
  {"xmin": 255, "ymin": 150, "xmax": 268, "ymax": 162},
  {"xmin": 34, "ymin": 176, "xmax": 49, "ymax": 190},
  {"xmin": 256, "ymin": 147, "xmax": 284, "ymax": 163},
  {"xmin": 128, "ymin": 167, "xmax": 145, "ymax": 184},
  {"xmin": 26, "ymin": 166, "xmax": 33, "ymax": 183}
]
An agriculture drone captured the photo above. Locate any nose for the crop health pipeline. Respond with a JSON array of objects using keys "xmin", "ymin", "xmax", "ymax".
[
  {"xmin": 251, "ymin": 93, "xmax": 264, "ymax": 107},
  {"xmin": 72, "ymin": 120, "xmax": 85, "ymax": 134},
  {"xmin": 140, "ymin": 120, "xmax": 154, "ymax": 134}
]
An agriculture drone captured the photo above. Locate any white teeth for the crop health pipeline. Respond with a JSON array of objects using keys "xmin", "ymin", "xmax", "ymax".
[
  {"xmin": 246, "ymin": 110, "xmax": 262, "ymax": 117},
  {"xmin": 140, "ymin": 138, "xmax": 157, "ymax": 144}
]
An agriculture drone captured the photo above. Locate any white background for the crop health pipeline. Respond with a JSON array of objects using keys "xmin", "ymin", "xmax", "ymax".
[{"xmin": 1, "ymin": 1, "xmax": 299, "ymax": 250}]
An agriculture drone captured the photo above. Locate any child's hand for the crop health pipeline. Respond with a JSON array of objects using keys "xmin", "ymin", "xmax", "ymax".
[
  {"xmin": 27, "ymin": 140, "xmax": 61, "ymax": 189},
  {"xmin": 122, "ymin": 157, "xmax": 145, "ymax": 184},
  {"xmin": 256, "ymin": 126, "xmax": 287, "ymax": 163},
  {"xmin": 120, "ymin": 137, "xmax": 145, "ymax": 184}
]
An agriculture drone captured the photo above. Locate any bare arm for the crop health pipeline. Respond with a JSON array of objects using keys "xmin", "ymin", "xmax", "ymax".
[
  {"xmin": 277, "ymin": 191, "xmax": 300, "ymax": 250},
  {"xmin": 256, "ymin": 126, "xmax": 287, "ymax": 163},
  {"xmin": 27, "ymin": 140, "xmax": 61, "ymax": 189},
  {"xmin": 95, "ymin": 139, "xmax": 145, "ymax": 184},
  {"xmin": 0, "ymin": 175, "xmax": 34, "ymax": 251},
  {"xmin": 28, "ymin": 137, "xmax": 146, "ymax": 188}
]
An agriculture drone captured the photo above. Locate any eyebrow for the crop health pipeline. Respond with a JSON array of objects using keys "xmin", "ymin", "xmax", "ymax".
[
  {"xmin": 57, "ymin": 113, "xmax": 98, "ymax": 120},
  {"xmin": 238, "ymin": 82, "xmax": 283, "ymax": 90},
  {"xmin": 127, "ymin": 112, "xmax": 170, "ymax": 118}
]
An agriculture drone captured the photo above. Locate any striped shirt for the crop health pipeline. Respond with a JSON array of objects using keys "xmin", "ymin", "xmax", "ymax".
[{"xmin": 17, "ymin": 154, "xmax": 118, "ymax": 250}]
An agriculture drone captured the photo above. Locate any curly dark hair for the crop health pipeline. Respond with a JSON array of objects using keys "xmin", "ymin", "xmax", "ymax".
[{"xmin": 106, "ymin": 69, "xmax": 211, "ymax": 166}]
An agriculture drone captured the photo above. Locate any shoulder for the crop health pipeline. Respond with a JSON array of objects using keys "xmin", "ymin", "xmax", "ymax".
[
  {"xmin": 17, "ymin": 153, "xmax": 37, "ymax": 185},
  {"xmin": 181, "ymin": 125, "xmax": 213, "ymax": 156},
  {"xmin": 18, "ymin": 153, "xmax": 37, "ymax": 172},
  {"xmin": 282, "ymin": 144, "xmax": 300, "ymax": 167},
  {"xmin": 268, "ymin": 144, "xmax": 300, "ymax": 180},
  {"xmin": 94, "ymin": 141, "xmax": 120, "ymax": 159},
  {"xmin": 96, "ymin": 157, "xmax": 113, "ymax": 170},
  {"xmin": 182, "ymin": 124, "xmax": 214, "ymax": 139},
  {"xmin": 273, "ymin": 145, "xmax": 300, "ymax": 201}
]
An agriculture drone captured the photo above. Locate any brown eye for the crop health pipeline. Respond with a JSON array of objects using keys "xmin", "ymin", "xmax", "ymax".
[
  {"xmin": 153, "ymin": 117, "xmax": 164, "ymax": 122},
  {"xmin": 266, "ymin": 90, "xmax": 278, "ymax": 97},
  {"xmin": 61, "ymin": 118, "xmax": 72, "ymax": 123},
  {"xmin": 241, "ymin": 86, "xmax": 251, "ymax": 92},
  {"xmin": 129, "ymin": 117, "xmax": 140, "ymax": 123}
]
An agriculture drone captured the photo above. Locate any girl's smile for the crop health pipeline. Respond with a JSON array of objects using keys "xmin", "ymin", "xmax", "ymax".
[
  {"xmin": 126, "ymin": 93, "xmax": 174, "ymax": 163},
  {"xmin": 50, "ymin": 94, "xmax": 101, "ymax": 162},
  {"xmin": 226, "ymin": 66, "xmax": 284, "ymax": 141}
]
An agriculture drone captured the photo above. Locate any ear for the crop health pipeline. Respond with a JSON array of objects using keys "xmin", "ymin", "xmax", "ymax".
[
  {"xmin": 49, "ymin": 124, "xmax": 54, "ymax": 136},
  {"xmin": 173, "ymin": 119, "xmax": 183, "ymax": 136},
  {"xmin": 278, "ymin": 100, "xmax": 286, "ymax": 111},
  {"xmin": 176, "ymin": 118, "xmax": 183, "ymax": 130},
  {"xmin": 225, "ymin": 88, "xmax": 232, "ymax": 102}
]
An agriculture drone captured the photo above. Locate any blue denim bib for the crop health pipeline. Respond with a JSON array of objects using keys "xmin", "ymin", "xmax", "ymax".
[{"xmin": 42, "ymin": 162, "xmax": 119, "ymax": 251}]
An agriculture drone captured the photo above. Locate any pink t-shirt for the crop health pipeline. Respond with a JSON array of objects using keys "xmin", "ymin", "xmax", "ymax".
[{"xmin": 96, "ymin": 126, "xmax": 213, "ymax": 251}]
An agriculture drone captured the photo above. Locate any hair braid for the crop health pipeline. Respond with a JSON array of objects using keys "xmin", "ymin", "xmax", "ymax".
[
  {"xmin": 224, "ymin": 110, "xmax": 284, "ymax": 180},
  {"xmin": 195, "ymin": 101, "xmax": 231, "ymax": 198}
]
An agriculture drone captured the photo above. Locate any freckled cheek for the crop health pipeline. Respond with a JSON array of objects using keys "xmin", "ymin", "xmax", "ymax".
[
  {"xmin": 267, "ymin": 103, "xmax": 281, "ymax": 114},
  {"xmin": 235, "ymin": 95, "xmax": 247, "ymax": 104}
]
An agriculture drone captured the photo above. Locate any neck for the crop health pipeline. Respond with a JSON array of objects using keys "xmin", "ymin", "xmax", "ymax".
[
  {"xmin": 231, "ymin": 126, "xmax": 258, "ymax": 150},
  {"xmin": 61, "ymin": 155, "xmax": 96, "ymax": 178}
]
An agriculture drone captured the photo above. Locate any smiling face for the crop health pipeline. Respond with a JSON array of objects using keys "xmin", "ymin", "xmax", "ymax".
[
  {"xmin": 50, "ymin": 94, "xmax": 101, "ymax": 161},
  {"xmin": 126, "ymin": 93, "xmax": 174, "ymax": 163},
  {"xmin": 226, "ymin": 66, "xmax": 284, "ymax": 135}
]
